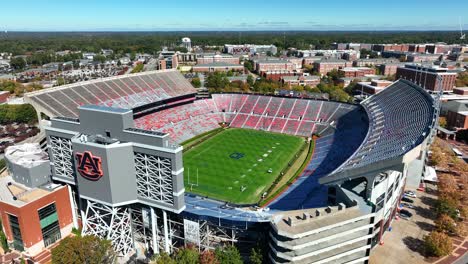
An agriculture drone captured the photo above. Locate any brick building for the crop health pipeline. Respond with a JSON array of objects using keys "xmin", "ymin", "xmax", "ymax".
[
  {"xmin": 254, "ymin": 59, "xmax": 295, "ymax": 73},
  {"xmin": 192, "ymin": 62, "xmax": 244, "ymax": 73},
  {"xmin": 196, "ymin": 54, "xmax": 240, "ymax": 65},
  {"xmin": 356, "ymin": 80, "xmax": 394, "ymax": 95},
  {"xmin": 281, "ymin": 75, "xmax": 320, "ymax": 87},
  {"xmin": 379, "ymin": 63, "xmax": 406, "ymax": 76},
  {"xmin": 339, "ymin": 67, "xmax": 376, "ymax": 78},
  {"xmin": 261, "ymin": 70, "xmax": 296, "ymax": 81},
  {"xmin": 443, "ymin": 100, "xmax": 468, "ymax": 129},
  {"xmin": 313, "ymin": 59, "xmax": 351, "ymax": 75},
  {"xmin": 396, "ymin": 64, "xmax": 457, "ymax": 92},
  {"xmin": 0, "ymin": 144, "xmax": 75, "ymax": 261}
]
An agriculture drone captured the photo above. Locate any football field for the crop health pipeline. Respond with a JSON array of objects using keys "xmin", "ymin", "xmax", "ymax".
[{"xmin": 183, "ymin": 128, "xmax": 304, "ymax": 204}]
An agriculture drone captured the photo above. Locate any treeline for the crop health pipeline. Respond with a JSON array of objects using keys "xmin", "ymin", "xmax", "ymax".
[
  {"xmin": 0, "ymin": 80, "xmax": 43, "ymax": 96},
  {"xmin": 0, "ymin": 31, "xmax": 464, "ymax": 55},
  {"xmin": 0, "ymin": 104, "xmax": 37, "ymax": 124}
]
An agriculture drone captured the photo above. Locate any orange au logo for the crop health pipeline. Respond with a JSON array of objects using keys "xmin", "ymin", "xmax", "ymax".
[{"xmin": 75, "ymin": 151, "xmax": 103, "ymax": 181}]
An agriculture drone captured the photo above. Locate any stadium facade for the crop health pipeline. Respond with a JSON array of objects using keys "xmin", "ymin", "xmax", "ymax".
[{"xmin": 0, "ymin": 69, "xmax": 439, "ymax": 263}]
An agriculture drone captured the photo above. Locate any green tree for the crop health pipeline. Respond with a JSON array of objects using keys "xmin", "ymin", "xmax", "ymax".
[
  {"xmin": 434, "ymin": 197, "xmax": 459, "ymax": 219},
  {"xmin": 214, "ymin": 245, "xmax": 243, "ymax": 264},
  {"xmin": 243, "ymin": 61, "xmax": 254, "ymax": 72},
  {"xmin": 191, "ymin": 77, "xmax": 202, "ymax": 88},
  {"xmin": 0, "ymin": 104, "xmax": 37, "ymax": 124},
  {"xmin": 249, "ymin": 247, "xmax": 263, "ymax": 264},
  {"xmin": 131, "ymin": 63, "xmax": 144, "ymax": 73},
  {"xmin": 246, "ymin": 75, "xmax": 254, "ymax": 87},
  {"xmin": 0, "ymin": 219, "xmax": 8, "ymax": 253},
  {"xmin": 423, "ymin": 231, "xmax": 452, "ymax": 257},
  {"xmin": 10, "ymin": 57, "xmax": 26, "ymax": 70},
  {"xmin": 152, "ymin": 252, "xmax": 176, "ymax": 264},
  {"xmin": 174, "ymin": 246, "xmax": 200, "ymax": 264},
  {"xmin": 329, "ymin": 88, "xmax": 351, "ymax": 103},
  {"xmin": 51, "ymin": 235, "xmax": 116, "ymax": 264},
  {"xmin": 56, "ymin": 77, "xmax": 66, "ymax": 86}
]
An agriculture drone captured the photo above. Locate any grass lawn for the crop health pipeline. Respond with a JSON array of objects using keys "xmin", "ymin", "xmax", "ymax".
[{"xmin": 183, "ymin": 128, "xmax": 304, "ymax": 204}]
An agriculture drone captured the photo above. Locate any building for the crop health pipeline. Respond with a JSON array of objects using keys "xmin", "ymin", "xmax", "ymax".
[
  {"xmin": 281, "ymin": 75, "xmax": 320, "ymax": 87},
  {"xmin": 254, "ymin": 59, "xmax": 295, "ymax": 73},
  {"xmin": 181, "ymin": 37, "xmax": 192, "ymax": 52},
  {"xmin": 45, "ymin": 105, "xmax": 185, "ymax": 257},
  {"xmin": 356, "ymin": 80, "xmax": 394, "ymax": 95},
  {"xmin": 339, "ymin": 67, "xmax": 376, "ymax": 78},
  {"xmin": 261, "ymin": 70, "xmax": 296, "ymax": 81},
  {"xmin": 0, "ymin": 143, "xmax": 74, "ymax": 261},
  {"xmin": 353, "ymin": 58, "xmax": 400, "ymax": 67},
  {"xmin": 18, "ymin": 69, "xmax": 437, "ymax": 263},
  {"xmin": 158, "ymin": 51, "xmax": 179, "ymax": 70},
  {"xmin": 453, "ymin": 87, "xmax": 468, "ymax": 95},
  {"xmin": 224, "ymin": 44, "xmax": 277, "ymax": 55},
  {"xmin": 192, "ymin": 62, "xmax": 244, "ymax": 73},
  {"xmin": 379, "ymin": 63, "xmax": 405, "ymax": 76},
  {"xmin": 196, "ymin": 54, "xmax": 239, "ymax": 65},
  {"xmin": 443, "ymin": 100, "xmax": 468, "ymax": 129},
  {"xmin": 314, "ymin": 59, "xmax": 351, "ymax": 75},
  {"xmin": 396, "ymin": 64, "xmax": 457, "ymax": 92}
]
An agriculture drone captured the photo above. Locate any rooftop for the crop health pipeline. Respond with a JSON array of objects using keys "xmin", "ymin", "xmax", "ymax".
[
  {"xmin": 0, "ymin": 175, "xmax": 61, "ymax": 207},
  {"xmin": 4, "ymin": 143, "xmax": 48, "ymax": 169},
  {"xmin": 194, "ymin": 62, "xmax": 243, "ymax": 67}
]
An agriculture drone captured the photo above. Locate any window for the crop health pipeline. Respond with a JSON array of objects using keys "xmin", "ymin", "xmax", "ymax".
[
  {"xmin": 8, "ymin": 214, "xmax": 23, "ymax": 251},
  {"xmin": 38, "ymin": 203, "xmax": 61, "ymax": 247}
]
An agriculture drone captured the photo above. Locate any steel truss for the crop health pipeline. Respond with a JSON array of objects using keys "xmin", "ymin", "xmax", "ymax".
[
  {"xmin": 48, "ymin": 135, "xmax": 74, "ymax": 179},
  {"xmin": 82, "ymin": 200, "xmax": 134, "ymax": 256},
  {"xmin": 134, "ymin": 152, "xmax": 174, "ymax": 205}
]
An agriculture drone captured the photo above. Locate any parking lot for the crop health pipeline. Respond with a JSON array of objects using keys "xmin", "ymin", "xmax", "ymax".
[{"xmin": 369, "ymin": 185, "xmax": 438, "ymax": 264}]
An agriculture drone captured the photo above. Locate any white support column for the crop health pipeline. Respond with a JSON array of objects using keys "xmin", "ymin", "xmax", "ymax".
[
  {"xmin": 163, "ymin": 210, "xmax": 170, "ymax": 253},
  {"xmin": 67, "ymin": 185, "xmax": 79, "ymax": 229},
  {"xmin": 150, "ymin": 207, "xmax": 159, "ymax": 254}
]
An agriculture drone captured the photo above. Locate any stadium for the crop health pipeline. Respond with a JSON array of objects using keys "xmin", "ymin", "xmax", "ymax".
[{"xmin": 3, "ymin": 69, "xmax": 437, "ymax": 263}]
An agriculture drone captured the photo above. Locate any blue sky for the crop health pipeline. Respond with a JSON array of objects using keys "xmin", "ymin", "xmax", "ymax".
[{"xmin": 1, "ymin": 0, "xmax": 467, "ymax": 31}]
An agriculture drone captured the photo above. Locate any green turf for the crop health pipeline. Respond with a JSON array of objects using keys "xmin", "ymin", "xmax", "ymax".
[{"xmin": 183, "ymin": 128, "xmax": 304, "ymax": 204}]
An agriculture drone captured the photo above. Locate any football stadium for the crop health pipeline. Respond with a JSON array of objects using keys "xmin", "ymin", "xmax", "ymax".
[{"xmin": 0, "ymin": 69, "xmax": 438, "ymax": 263}]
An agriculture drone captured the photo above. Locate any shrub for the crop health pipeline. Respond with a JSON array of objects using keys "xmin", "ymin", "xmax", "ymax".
[
  {"xmin": 435, "ymin": 214, "xmax": 457, "ymax": 234},
  {"xmin": 423, "ymin": 231, "xmax": 452, "ymax": 257}
]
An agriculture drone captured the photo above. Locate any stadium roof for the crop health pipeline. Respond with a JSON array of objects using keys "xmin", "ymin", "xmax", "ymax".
[{"xmin": 24, "ymin": 69, "xmax": 197, "ymax": 118}]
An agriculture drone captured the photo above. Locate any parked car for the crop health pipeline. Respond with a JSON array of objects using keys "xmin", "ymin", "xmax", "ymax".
[
  {"xmin": 399, "ymin": 209, "xmax": 413, "ymax": 219},
  {"xmin": 401, "ymin": 197, "xmax": 414, "ymax": 203},
  {"xmin": 404, "ymin": 191, "xmax": 417, "ymax": 198},
  {"xmin": 401, "ymin": 203, "xmax": 414, "ymax": 209}
]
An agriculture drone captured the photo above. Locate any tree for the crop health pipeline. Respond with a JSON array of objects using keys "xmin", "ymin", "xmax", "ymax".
[
  {"xmin": 249, "ymin": 247, "xmax": 263, "ymax": 264},
  {"xmin": 152, "ymin": 252, "xmax": 176, "ymax": 264},
  {"xmin": 243, "ymin": 61, "xmax": 254, "ymax": 72},
  {"xmin": 246, "ymin": 75, "xmax": 254, "ymax": 87},
  {"xmin": 200, "ymin": 250, "xmax": 219, "ymax": 264},
  {"xmin": 435, "ymin": 214, "xmax": 457, "ymax": 234},
  {"xmin": 329, "ymin": 88, "xmax": 351, "ymax": 103},
  {"xmin": 51, "ymin": 235, "xmax": 116, "ymax": 264},
  {"xmin": 56, "ymin": 77, "xmax": 66, "ymax": 86},
  {"xmin": 174, "ymin": 246, "xmax": 200, "ymax": 264},
  {"xmin": 0, "ymin": 104, "xmax": 38, "ymax": 124},
  {"xmin": 0, "ymin": 219, "xmax": 8, "ymax": 253},
  {"xmin": 10, "ymin": 57, "xmax": 26, "ymax": 70},
  {"xmin": 423, "ymin": 231, "xmax": 452, "ymax": 257},
  {"xmin": 191, "ymin": 77, "xmax": 202, "ymax": 88},
  {"xmin": 214, "ymin": 245, "xmax": 242, "ymax": 264},
  {"xmin": 439, "ymin": 117, "xmax": 447, "ymax": 128},
  {"xmin": 434, "ymin": 197, "xmax": 459, "ymax": 219}
]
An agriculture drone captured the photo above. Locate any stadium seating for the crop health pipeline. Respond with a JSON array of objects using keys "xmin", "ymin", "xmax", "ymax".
[
  {"xmin": 333, "ymin": 79, "xmax": 435, "ymax": 174},
  {"xmin": 26, "ymin": 70, "xmax": 197, "ymax": 117}
]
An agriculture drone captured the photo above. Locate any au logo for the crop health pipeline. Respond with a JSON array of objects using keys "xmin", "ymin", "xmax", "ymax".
[{"xmin": 75, "ymin": 151, "xmax": 103, "ymax": 181}]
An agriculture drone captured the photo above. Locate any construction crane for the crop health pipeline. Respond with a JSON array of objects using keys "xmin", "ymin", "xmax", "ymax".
[{"xmin": 460, "ymin": 17, "xmax": 465, "ymax": 40}]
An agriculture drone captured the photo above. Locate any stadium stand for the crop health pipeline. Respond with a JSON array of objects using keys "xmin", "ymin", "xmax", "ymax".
[
  {"xmin": 331, "ymin": 79, "xmax": 435, "ymax": 175},
  {"xmin": 25, "ymin": 70, "xmax": 197, "ymax": 118}
]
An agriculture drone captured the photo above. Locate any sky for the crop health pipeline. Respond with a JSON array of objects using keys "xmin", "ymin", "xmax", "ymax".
[{"xmin": 1, "ymin": 0, "xmax": 467, "ymax": 31}]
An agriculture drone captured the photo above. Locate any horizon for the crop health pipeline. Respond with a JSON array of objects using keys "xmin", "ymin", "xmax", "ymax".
[{"xmin": 1, "ymin": 0, "xmax": 467, "ymax": 31}]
